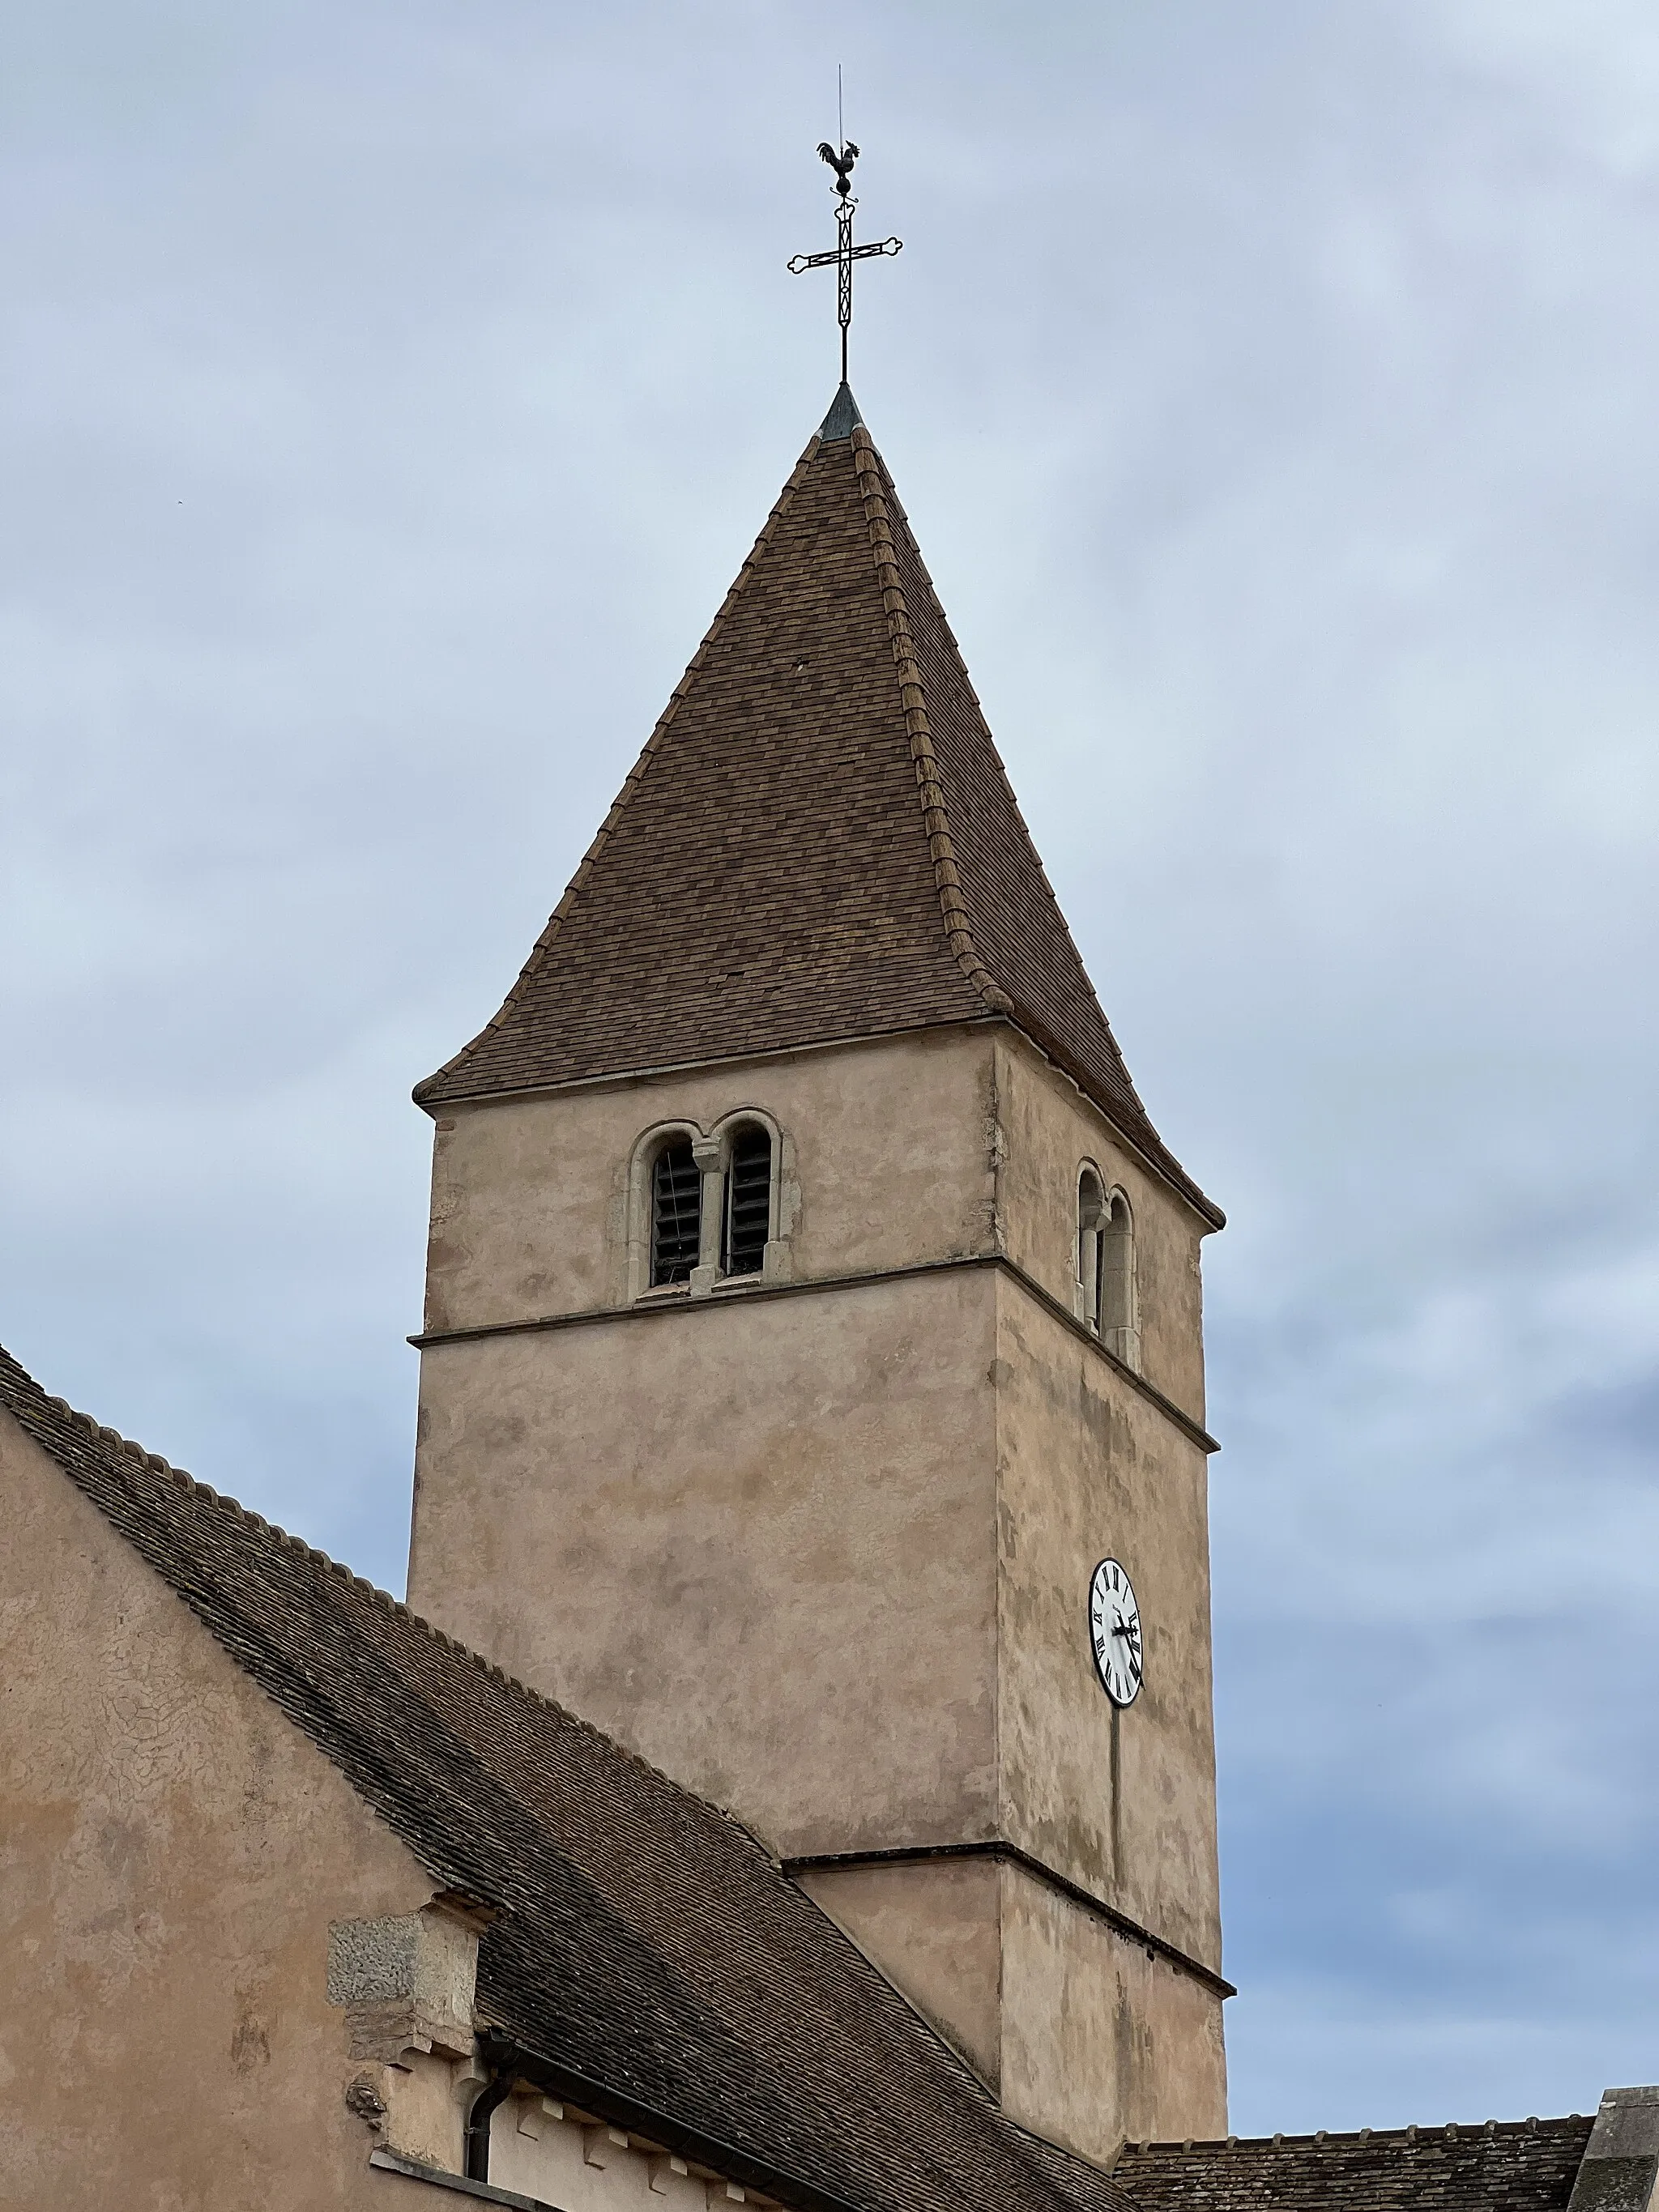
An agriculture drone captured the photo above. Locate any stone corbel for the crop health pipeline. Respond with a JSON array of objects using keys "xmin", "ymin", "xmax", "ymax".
[
  {"xmin": 585, "ymin": 2124, "xmax": 632, "ymax": 2167},
  {"xmin": 327, "ymin": 1898, "xmax": 487, "ymax": 2065},
  {"xmin": 514, "ymin": 2093, "xmax": 565, "ymax": 2142}
]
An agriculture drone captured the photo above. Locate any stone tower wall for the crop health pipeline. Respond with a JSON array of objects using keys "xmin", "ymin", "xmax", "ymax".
[{"xmin": 407, "ymin": 1021, "xmax": 1226, "ymax": 2161}]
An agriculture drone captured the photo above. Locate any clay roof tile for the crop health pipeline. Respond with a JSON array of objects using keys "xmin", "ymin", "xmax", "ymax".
[{"xmin": 1115, "ymin": 2115, "xmax": 1595, "ymax": 2212}]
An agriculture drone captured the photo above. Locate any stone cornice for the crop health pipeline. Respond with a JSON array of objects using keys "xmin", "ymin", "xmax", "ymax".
[
  {"xmin": 784, "ymin": 1841, "xmax": 1235, "ymax": 2001},
  {"xmin": 417, "ymin": 1016, "xmax": 1223, "ymax": 1237},
  {"xmin": 410, "ymin": 1251, "xmax": 1219, "ymax": 1458}
]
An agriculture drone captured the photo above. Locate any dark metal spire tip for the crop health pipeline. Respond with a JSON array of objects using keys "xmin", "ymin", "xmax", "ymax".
[{"xmin": 817, "ymin": 381, "xmax": 864, "ymax": 442}]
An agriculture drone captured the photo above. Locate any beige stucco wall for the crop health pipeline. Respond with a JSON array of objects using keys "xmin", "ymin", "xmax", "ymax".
[
  {"xmin": 795, "ymin": 1855, "xmax": 1004, "ymax": 2088},
  {"xmin": 410, "ymin": 1015, "xmax": 1225, "ymax": 2159},
  {"xmin": 997, "ymin": 1860, "xmax": 1226, "ymax": 2163},
  {"xmin": 0, "ymin": 1410, "xmax": 444, "ymax": 2211},
  {"xmin": 423, "ymin": 1027, "xmax": 998, "ymax": 1335},
  {"xmin": 765, "ymin": 1258, "xmax": 1225, "ymax": 2164},
  {"xmin": 995, "ymin": 1278, "xmax": 1222, "ymax": 1971},
  {"xmin": 422, "ymin": 1026, "xmax": 1211, "ymax": 1426},
  {"xmin": 991, "ymin": 1036, "xmax": 1209, "ymax": 1423},
  {"xmin": 791, "ymin": 1854, "xmax": 1226, "ymax": 2167},
  {"xmin": 411, "ymin": 1267, "xmax": 1001, "ymax": 1854}
]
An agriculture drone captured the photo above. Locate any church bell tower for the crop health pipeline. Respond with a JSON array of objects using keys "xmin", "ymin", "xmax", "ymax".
[{"xmin": 406, "ymin": 381, "xmax": 1229, "ymax": 2167}]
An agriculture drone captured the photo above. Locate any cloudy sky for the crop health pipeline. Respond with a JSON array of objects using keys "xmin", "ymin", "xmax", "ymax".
[{"xmin": 6, "ymin": 0, "xmax": 1658, "ymax": 2139}]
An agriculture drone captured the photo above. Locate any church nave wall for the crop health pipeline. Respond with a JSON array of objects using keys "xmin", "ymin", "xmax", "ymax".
[{"xmin": 0, "ymin": 1409, "xmax": 439, "ymax": 2212}]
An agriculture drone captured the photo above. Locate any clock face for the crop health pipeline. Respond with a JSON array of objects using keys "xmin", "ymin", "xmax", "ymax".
[{"xmin": 1089, "ymin": 1558, "xmax": 1143, "ymax": 1707}]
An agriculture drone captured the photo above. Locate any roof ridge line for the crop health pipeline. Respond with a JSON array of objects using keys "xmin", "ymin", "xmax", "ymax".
[
  {"xmin": 413, "ymin": 437, "xmax": 825, "ymax": 1109},
  {"xmin": 849, "ymin": 426, "xmax": 1013, "ymax": 1020},
  {"xmin": 872, "ymin": 475, "xmax": 1145, "ymax": 1068},
  {"xmin": 1124, "ymin": 2112, "xmax": 1590, "ymax": 2153},
  {"xmin": 41, "ymin": 1390, "xmax": 429, "ymax": 1604}
]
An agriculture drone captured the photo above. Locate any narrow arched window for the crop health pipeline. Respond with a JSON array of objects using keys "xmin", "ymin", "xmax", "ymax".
[
  {"xmin": 1099, "ymin": 1191, "xmax": 1136, "ymax": 1359},
  {"xmin": 650, "ymin": 1140, "xmax": 702, "ymax": 1286},
  {"xmin": 722, "ymin": 1124, "xmax": 772, "ymax": 1277},
  {"xmin": 1077, "ymin": 1169, "xmax": 1107, "ymax": 1333}
]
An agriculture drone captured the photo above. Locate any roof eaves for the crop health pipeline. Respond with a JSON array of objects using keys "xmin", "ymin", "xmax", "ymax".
[
  {"xmin": 470, "ymin": 2035, "xmax": 898, "ymax": 2212},
  {"xmin": 400, "ymin": 1013, "xmax": 1010, "ymax": 1115},
  {"xmin": 992, "ymin": 1010, "xmax": 1226, "ymax": 1231}
]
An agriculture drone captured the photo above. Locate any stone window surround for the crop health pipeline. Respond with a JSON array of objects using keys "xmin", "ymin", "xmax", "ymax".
[
  {"xmin": 1075, "ymin": 1161, "xmax": 1141, "ymax": 1374},
  {"xmin": 625, "ymin": 1110, "xmax": 795, "ymax": 1303}
]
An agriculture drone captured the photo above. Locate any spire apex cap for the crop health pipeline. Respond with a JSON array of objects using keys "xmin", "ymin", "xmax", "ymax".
[{"xmin": 817, "ymin": 381, "xmax": 864, "ymax": 441}]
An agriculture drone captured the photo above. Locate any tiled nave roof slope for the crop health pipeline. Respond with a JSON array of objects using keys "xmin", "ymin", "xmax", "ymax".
[
  {"xmin": 0, "ymin": 1343, "xmax": 1136, "ymax": 2212},
  {"xmin": 416, "ymin": 393, "xmax": 1221, "ymax": 1227},
  {"xmin": 1117, "ymin": 2114, "xmax": 1595, "ymax": 2212}
]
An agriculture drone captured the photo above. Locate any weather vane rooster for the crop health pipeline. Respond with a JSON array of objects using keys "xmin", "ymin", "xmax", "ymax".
[
  {"xmin": 817, "ymin": 139, "xmax": 859, "ymax": 202},
  {"xmin": 789, "ymin": 137, "xmax": 902, "ymax": 385}
]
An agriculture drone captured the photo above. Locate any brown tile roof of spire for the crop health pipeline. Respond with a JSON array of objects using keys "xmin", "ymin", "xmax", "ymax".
[
  {"xmin": 0, "ymin": 1341, "xmax": 1141, "ymax": 2212},
  {"xmin": 416, "ymin": 402, "xmax": 1221, "ymax": 1228}
]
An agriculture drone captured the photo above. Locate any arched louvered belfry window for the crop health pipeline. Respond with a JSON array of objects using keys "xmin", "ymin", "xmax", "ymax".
[
  {"xmin": 1077, "ymin": 1168, "xmax": 1107, "ymax": 1332},
  {"xmin": 1079, "ymin": 1166, "xmax": 1139, "ymax": 1366},
  {"xmin": 1099, "ymin": 1189, "xmax": 1136, "ymax": 1357},
  {"xmin": 650, "ymin": 1140, "xmax": 702, "ymax": 1286},
  {"xmin": 721, "ymin": 1124, "xmax": 772, "ymax": 1277}
]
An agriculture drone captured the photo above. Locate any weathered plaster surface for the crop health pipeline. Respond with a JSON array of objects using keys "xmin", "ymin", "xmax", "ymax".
[
  {"xmin": 409, "ymin": 1016, "xmax": 1225, "ymax": 2157},
  {"xmin": 794, "ymin": 1856, "xmax": 1004, "ymax": 2088},
  {"xmin": 986, "ymin": 1035, "xmax": 1212, "ymax": 1415},
  {"xmin": 412, "ymin": 1268, "xmax": 1000, "ymax": 1856},
  {"xmin": 794, "ymin": 1854, "xmax": 1226, "ymax": 2167},
  {"xmin": 996, "ymin": 1860, "xmax": 1226, "ymax": 2165},
  {"xmin": 423, "ymin": 1028, "xmax": 997, "ymax": 1335},
  {"xmin": 0, "ymin": 1409, "xmax": 442, "ymax": 2210},
  {"xmin": 991, "ymin": 1036, "xmax": 1209, "ymax": 1423},
  {"xmin": 994, "ymin": 1280, "xmax": 1222, "ymax": 1971}
]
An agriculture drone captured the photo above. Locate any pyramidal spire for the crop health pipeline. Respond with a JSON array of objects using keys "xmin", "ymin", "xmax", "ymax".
[{"xmin": 417, "ymin": 404, "xmax": 1218, "ymax": 1225}]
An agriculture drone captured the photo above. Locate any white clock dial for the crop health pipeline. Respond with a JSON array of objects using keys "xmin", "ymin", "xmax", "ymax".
[{"xmin": 1088, "ymin": 1558, "xmax": 1143, "ymax": 1707}]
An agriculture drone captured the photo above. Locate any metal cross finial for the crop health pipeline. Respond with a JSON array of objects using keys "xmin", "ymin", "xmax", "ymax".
[{"xmin": 787, "ymin": 139, "xmax": 902, "ymax": 386}]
